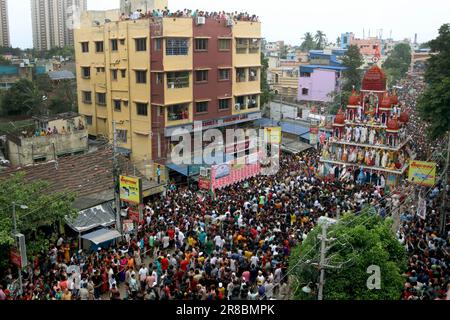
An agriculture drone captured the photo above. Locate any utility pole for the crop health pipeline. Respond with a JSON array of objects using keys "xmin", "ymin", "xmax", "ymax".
[
  {"xmin": 112, "ymin": 121, "xmax": 122, "ymax": 235},
  {"xmin": 12, "ymin": 202, "xmax": 26, "ymax": 296},
  {"xmin": 317, "ymin": 223, "xmax": 328, "ymax": 300},
  {"xmin": 440, "ymin": 133, "xmax": 450, "ymax": 236}
]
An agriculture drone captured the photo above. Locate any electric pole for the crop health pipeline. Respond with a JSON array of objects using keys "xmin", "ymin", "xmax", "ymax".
[
  {"xmin": 317, "ymin": 222, "xmax": 328, "ymax": 300},
  {"xmin": 112, "ymin": 121, "xmax": 122, "ymax": 235},
  {"xmin": 439, "ymin": 133, "xmax": 450, "ymax": 236}
]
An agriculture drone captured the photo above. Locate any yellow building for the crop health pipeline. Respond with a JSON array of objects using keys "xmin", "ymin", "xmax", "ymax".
[{"xmin": 75, "ymin": 10, "xmax": 261, "ymax": 177}]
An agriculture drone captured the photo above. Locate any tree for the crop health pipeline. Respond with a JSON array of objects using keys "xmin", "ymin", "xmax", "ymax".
[
  {"xmin": 260, "ymin": 52, "xmax": 273, "ymax": 107},
  {"xmin": 300, "ymin": 32, "xmax": 316, "ymax": 52},
  {"xmin": 0, "ymin": 173, "xmax": 76, "ymax": 269},
  {"xmin": 314, "ymin": 31, "xmax": 327, "ymax": 50},
  {"xmin": 418, "ymin": 24, "xmax": 450, "ymax": 139},
  {"xmin": 290, "ymin": 208, "xmax": 407, "ymax": 300},
  {"xmin": 341, "ymin": 45, "xmax": 364, "ymax": 93},
  {"xmin": 280, "ymin": 45, "xmax": 288, "ymax": 59},
  {"xmin": 383, "ymin": 43, "xmax": 412, "ymax": 84},
  {"xmin": 1, "ymin": 79, "xmax": 44, "ymax": 116}
]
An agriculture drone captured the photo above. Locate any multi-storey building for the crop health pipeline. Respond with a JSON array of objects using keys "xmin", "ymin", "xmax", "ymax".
[
  {"xmin": 31, "ymin": 0, "xmax": 87, "ymax": 51},
  {"xmin": 75, "ymin": 9, "xmax": 262, "ymax": 174},
  {"xmin": 0, "ymin": 0, "xmax": 10, "ymax": 47}
]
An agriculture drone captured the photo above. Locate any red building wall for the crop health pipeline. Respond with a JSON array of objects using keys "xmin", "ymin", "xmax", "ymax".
[{"xmin": 193, "ymin": 18, "xmax": 233, "ymax": 121}]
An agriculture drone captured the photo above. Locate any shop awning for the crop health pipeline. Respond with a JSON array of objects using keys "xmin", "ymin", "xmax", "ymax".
[
  {"xmin": 81, "ymin": 229, "xmax": 122, "ymax": 245},
  {"xmin": 66, "ymin": 202, "xmax": 115, "ymax": 233}
]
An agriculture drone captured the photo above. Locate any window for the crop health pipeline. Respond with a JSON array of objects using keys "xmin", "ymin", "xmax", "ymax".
[
  {"xmin": 136, "ymin": 103, "xmax": 148, "ymax": 116},
  {"xmin": 167, "ymin": 72, "xmax": 189, "ymax": 89},
  {"xmin": 82, "ymin": 91, "xmax": 92, "ymax": 104},
  {"xmin": 300, "ymin": 72, "xmax": 311, "ymax": 78},
  {"xmin": 111, "ymin": 39, "xmax": 118, "ymax": 51},
  {"xmin": 117, "ymin": 129, "xmax": 127, "ymax": 143},
  {"xmin": 120, "ymin": 69, "xmax": 126, "ymax": 78},
  {"xmin": 81, "ymin": 42, "xmax": 89, "ymax": 53},
  {"xmin": 135, "ymin": 38, "xmax": 147, "ymax": 51},
  {"xmin": 195, "ymin": 38, "xmax": 208, "ymax": 51},
  {"xmin": 155, "ymin": 73, "xmax": 164, "ymax": 85},
  {"xmin": 96, "ymin": 67, "xmax": 105, "ymax": 73},
  {"xmin": 96, "ymin": 92, "xmax": 106, "ymax": 105},
  {"xmin": 166, "ymin": 38, "xmax": 189, "ymax": 55},
  {"xmin": 112, "ymin": 69, "xmax": 118, "ymax": 80},
  {"xmin": 302, "ymin": 88, "xmax": 309, "ymax": 95},
  {"xmin": 219, "ymin": 99, "xmax": 230, "ymax": 110},
  {"xmin": 236, "ymin": 68, "xmax": 246, "ymax": 82},
  {"xmin": 123, "ymin": 100, "xmax": 129, "ymax": 107},
  {"xmin": 195, "ymin": 102, "xmax": 208, "ymax": 113},
  {"xmin": 120, "ymin": 39, "xmax": 125, "ymax": 45},
  {"xmin": 168, "ymin": 104, "xmax": 189, "ymax": 121},
  {"xmin": 135, "ymin": 70, "xmax": 147, "ymax": 84},
  {"xmin": 249, "ymin": 39, "xmax": 260, "ymax": 54},
  {"xmin": 235, "ymin": 96, "xmax": 246, "ymax": 110},
  {"xmin": 154, "ymin": 38, "xmax": 162, "ymax": 51},
  {"xmin": 236, "ymin": 39, "xmax": 248, "ymax": 54},
  {"xmin": 248, "ymin": 95, "xmax": 258, "ymax": 109},
  {"xmin": 218, "ymin": 39, "xmax": 231, "ymax": 51},
  {"xmin": 218, "ymin": 69, "xmax": 230, "ymax": 81},
  {"xmin": 113, "ymin": 99, "xmax": 121, "ymax": 111},
  {"xmin": 195, "ymin": 70, "xmax": 208, "ymax": 83},
  {"xmin": 34, "ymin": 157, "xmax": 47, "ymax": 163},
  {"xmin": 249, "ymin": 68, "xmax": 258, "ymax": 81},
  {"xmin": 95, "ymin": 41, "xmax": 104, "ymax": 53},
  {"xmin": 81, "ymin": 67, "xmax": 90, "ymax": 79},
  {"xmin": 85, "ymin": 116, "xmax": 93, "ymax": 125}
]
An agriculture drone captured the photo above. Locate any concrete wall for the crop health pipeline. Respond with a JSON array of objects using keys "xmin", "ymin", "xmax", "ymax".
[
  {"xmin": 298, "ymin": 69, "xmax": 337, "ymax": 103},
  {"xmin": 7, "ymin": 130, "xmax": 88, "ymax": 166}
]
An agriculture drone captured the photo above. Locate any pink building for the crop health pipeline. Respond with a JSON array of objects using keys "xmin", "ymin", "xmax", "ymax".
[
  {"xmin": 349, "ymin": 34, "xmax": 382, "ymax": 56},
  {"xmin": 298, "ymin": 65, "xmax": 345, "ymax": 103}
]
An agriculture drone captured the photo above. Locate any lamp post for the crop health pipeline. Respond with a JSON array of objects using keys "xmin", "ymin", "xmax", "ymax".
[{"xmin": 12, "ymin": 202, "xmax": 28, "ymax": 297}]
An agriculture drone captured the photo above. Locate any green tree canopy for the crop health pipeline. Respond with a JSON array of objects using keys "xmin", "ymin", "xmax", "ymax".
[
  {"xmin": 300, "ymin": 32, "xmax": 316, "ymax": 52},
  {"xmin": 290, "ymin": 208, "xmax": 407, "ymax": 300},
  {"xmin": 382, "ymin": 43, "xmax": 412, "ymax": 84},
  {"xmin": 418, "ymin": 23, "xmax": 450, "ymax": 139},
  {"xmin": 314, "ymin": 31, "xmax": 327, "ymax": 50},
  {"xmin": 1, "ymin": 79, "xmax": 44, "ymax": 116},
  {"xmin": 341, "ymin": 45, "xmax": 364, "ymax": 92},
  {"xmin": 260, "ymin": 52, "xmax": 273, "ymax": 107},
  {"xmin": 0, "ymin": 173, "xmax": 77, "ymax": 268}
]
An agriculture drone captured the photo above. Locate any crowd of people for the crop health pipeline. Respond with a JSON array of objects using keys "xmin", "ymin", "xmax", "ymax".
[
  {"xmin": 120, "ymin": 7, "xmax": 259, "ymax": 22},
  {"xmin": 0, "ymin": 73, "xmax": 447, "ymax": 301}
]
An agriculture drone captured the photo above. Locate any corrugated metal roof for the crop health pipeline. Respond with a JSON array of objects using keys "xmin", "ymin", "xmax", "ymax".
[
  {"xmin": 81, "ymin": 228, "xmax": 121, "ymax": 245},
  {"xmin": 48, "ymin": 70, "xmax": 75, "ymax": 80}
]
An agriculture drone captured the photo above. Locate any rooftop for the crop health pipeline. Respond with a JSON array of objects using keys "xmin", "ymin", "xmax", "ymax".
[
  {"xmin": 0, "ymin": 147, "xmax": 160, "ymax": 210},
  {"xmin": 300, "ymin": 65, "xmax": 347, "ymax": 73},
  {"xmin": 48, "ymin": 70, "xmax": 75, "ymax": 81}
]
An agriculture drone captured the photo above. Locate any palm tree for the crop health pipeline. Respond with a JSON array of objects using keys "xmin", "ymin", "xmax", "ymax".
[
  {"xmin": 314, "ymin": 31, "xmax": 327, "ymax": 50},
  {"xmin": 300, "ymin": 32, "xmax": 315, "ymax": 52}
]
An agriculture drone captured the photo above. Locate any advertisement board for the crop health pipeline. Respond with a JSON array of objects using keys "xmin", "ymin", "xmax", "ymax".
[
  {"xmin": 119, "ymin": 175, "xmax": 142, "ymax": 204},
  {"xmin": 10, "ymin": 249, "xmax": 22, "ymax": 268},
  {"xmin": 123, "ymin": 220, "xmax": 135, "ymax": 233},
  {"xmin": 408, "ymin": 160, "xmax": 437, "ymax": 187},
  {"xmin": 198, "ymin": 177, "xmax": 212, "ymax": 190},
  {"xmin": 264, "ymin": 127, "xmax": 282, "ymax": 144}
]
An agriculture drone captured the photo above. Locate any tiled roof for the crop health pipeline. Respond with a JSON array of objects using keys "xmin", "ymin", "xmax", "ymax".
[{"xmin": 0, "ymin": 147, "xmax": 154, "ymax": 210}]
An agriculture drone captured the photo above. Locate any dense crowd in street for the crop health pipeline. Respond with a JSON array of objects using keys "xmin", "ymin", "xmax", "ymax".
[{"xmin": 0, "ymin": 73, "xmax": 448, "ymax": 301}]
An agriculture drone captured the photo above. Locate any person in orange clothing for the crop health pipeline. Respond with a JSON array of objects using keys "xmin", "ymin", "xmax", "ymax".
[{"xmin": 64, "ymin": 243, "xmax": 70, "ymax": 264}]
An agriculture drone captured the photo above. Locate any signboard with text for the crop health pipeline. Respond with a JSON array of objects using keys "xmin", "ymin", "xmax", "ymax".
[
  {"xmin": 119, "ymin": 175, "xmax": 142, "ymax": 204},
  {"xmin": 408, "ymin": 160, "xmax": 437, "ymax": 187}
]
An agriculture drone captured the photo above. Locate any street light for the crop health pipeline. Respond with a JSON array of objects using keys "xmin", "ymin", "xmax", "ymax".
[{"xmin": 12, "ymin": 202, "xmax": 28, "ymax": 297}]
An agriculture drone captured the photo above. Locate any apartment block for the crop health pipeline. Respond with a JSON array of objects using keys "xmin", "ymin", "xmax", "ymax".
[
  {"xmin": 75, "ymin": 13, "xmax": 262, "ymax": 169},
  {"xmin": 0, "ymin": 0, "xmax": 10, "ymax": 47}
]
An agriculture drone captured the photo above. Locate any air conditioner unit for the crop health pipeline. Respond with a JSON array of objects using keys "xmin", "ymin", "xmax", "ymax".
[
  {"xmin": 235, "ymin": 103, "xmax": 241, "ymax": 111},
  {"xmin": 196, "ymin": 17, "xmax": 206, "ymax": 25},
  {"xmin": 226, "ymin": 19, "xmax": 234, "ymax": 27}
]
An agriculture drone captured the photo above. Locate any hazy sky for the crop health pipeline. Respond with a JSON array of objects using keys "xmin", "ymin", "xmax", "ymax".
[{"xmin": 8, "ymin": 0, "xmax": 450, "ymax": 49}]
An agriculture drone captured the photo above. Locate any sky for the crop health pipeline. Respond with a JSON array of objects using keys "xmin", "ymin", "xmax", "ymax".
[{"xmin": 8, "ymin": 0, "xmax": 450, "ymax": 49}]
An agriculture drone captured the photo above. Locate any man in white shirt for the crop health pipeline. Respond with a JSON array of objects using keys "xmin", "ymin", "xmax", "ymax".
[{"xmin": 139, "ymin": 265, "xmax": 149, "ymax": 290}]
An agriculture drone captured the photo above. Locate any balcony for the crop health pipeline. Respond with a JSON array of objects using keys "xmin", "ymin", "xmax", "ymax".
[{"xmin": 166, "ymin": 103, "xmax": 191, "ymax": 126}]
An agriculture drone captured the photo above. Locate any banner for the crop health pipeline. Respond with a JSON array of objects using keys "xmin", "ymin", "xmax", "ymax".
[
  {"xmin": 408, "ymin": 160, "xmax": 437, "ymax": 187},
  {"xmin": 10, "ymin": 249, "xmax": 21, "ymax": 268},
  {"xmin": 198, "ymin": 177, "xmax": 211, "ymax": 190},
  {"xmin": 119, "ymin": 175, "xmax": 142, "ymax": 204},
  {"xmin": 123, "ymin": 220, "xmax": 135, "ymax": 233},
  {"xmin": 265, "ymin": 127, "xmax": 282, "ymax": 144},
  {"xmin": 417, "ymin": 195, "xmax": 426, "ymax": 220}
]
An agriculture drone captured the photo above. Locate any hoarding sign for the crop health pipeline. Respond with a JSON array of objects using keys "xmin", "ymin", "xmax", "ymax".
[
  {"xmin": 198, "ymin": 177, "xmax": 211, "ymax": 190},
  {"xmin": 123, "ymin": 220, "xmax": 135, "ymax": 233},
  {"xmin": 10, "ymin": 249, "xmax": 21, "ymax": 268},
  {"xmin": 119, "ymin": 175, "xmax": 142, "ymax": 204},
  {"xmin": 408, "ymin": 160, "xmax": 436, "ymax": 187}
]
